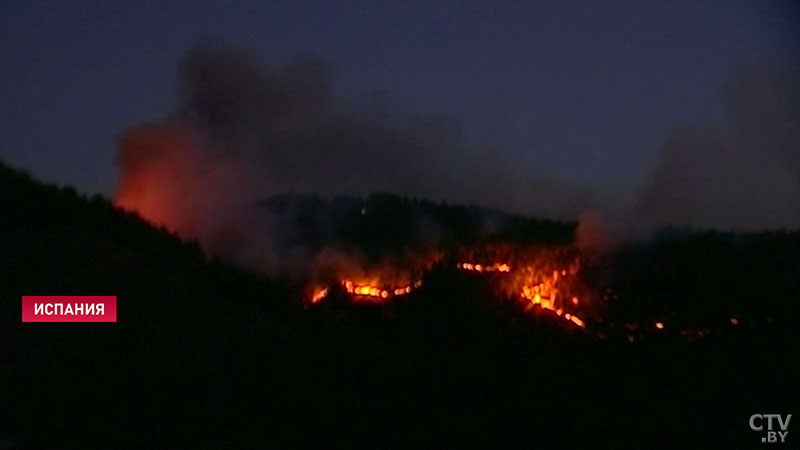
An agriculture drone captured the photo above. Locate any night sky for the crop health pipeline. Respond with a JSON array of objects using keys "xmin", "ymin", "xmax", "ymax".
[{"xmin": 1, "ymin": 0, "xmax": 798, "ymax": 224}]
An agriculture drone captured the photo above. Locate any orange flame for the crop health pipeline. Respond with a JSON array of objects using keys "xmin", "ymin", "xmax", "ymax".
[
  {"xmin": 309, "ymin": 244, "xmax": 588, "ymax": 329},
  {"xmin": 310, "ymin": 287, "xmax": 329, "ymax": 304},
  {"xmin": 457, "ymin": 262, "xmax": 511, "ymax": 273},
  {"xmin": 341, "ymin": 279, "xmax": 422, "ymax": 302},
  {"xmin": 454, "ymin": 247, "xmax": 587, "ymax": 328}
]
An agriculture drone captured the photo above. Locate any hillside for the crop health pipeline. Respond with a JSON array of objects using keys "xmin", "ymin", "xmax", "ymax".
[{"xmin": 1, "ymin": 160, "xmax": 798, "ymax": 449}]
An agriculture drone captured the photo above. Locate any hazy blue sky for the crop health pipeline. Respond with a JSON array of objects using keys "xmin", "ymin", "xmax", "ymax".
[{"xmin": 1, "ymin": 0, "xmax": 797, "ymax": 208}]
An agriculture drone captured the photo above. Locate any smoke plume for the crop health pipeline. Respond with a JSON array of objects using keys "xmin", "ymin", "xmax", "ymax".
[
  {"xmin": 116, "ymin": 42, "xmax": 799, "ymax": 273},
  {"xmin": 575, "ymin": 59, "xmax": 800, "ymax": 251},
  {"xmin": 115, "ymin": 42, "xmax": 592, "ymax": 275},
  {"xmin": 632, "ymin": 59, "xmax": 800, "ymax": 231}
]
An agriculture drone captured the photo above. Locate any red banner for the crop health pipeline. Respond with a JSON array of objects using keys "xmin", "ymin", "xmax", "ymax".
[{"xmin": 22, "ymin": 296, "xmax": 117, "ymax": 322}]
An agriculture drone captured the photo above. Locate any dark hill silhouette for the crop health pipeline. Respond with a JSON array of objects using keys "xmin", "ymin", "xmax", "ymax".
[{"xmin": 1, "ymin": 160, "xmax": 798, "ymax": 449}]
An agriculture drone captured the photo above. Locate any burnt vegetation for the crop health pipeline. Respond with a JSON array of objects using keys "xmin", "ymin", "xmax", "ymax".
[{"xmin": 1, "ymin": 159, "xmax": 798, "ymax": 448}]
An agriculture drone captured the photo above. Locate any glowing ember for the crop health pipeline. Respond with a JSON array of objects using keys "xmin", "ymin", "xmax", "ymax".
[
  {"xmin": 310, "ymin": 287, "xmax": 329, "ymax": 304},
  {"xmin": 568, "ymin": 315, "xmax": 585, "ymax": 328},
  {"xmin": 457, "ymin": 262, "xmax": 511, "ymax": 273},
  {"xmin": 341, "ymin": 279, "xmax": 421, "ymax": 302}
]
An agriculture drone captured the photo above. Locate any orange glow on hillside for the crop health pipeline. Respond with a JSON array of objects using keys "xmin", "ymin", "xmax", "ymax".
[
  {"xmin": 341, "ymin": 279, "xmax": 422, "ymax": 302},
  {"xmin": 310, "ymin": 287, "xmax": 329, "ymax": 304},
  {"xmin": 310, "ymin": 245, "xmax": 589, "ymax": 330},
  {"xmin": 114, "ymin": 124, "xmax": 197, "ymax": 231}
]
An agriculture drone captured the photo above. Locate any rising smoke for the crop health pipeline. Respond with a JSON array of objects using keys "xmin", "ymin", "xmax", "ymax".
[
  {"xmin": 115, "ymin": 42, "xmax": 592, "ymax": 275},
  {"xmin": 578, "ymin": 59, "xmax": 800, "ymax": 249},
  {"xmin": 632, "ymin": 59, "xmax": 800, "ymax": 232},
  {"xmin": 115, "ymin": 42, "xmax": 799, "ymax": 272}
]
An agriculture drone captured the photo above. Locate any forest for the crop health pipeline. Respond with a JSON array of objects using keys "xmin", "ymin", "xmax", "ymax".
[{"xmin": 1, "ymin": 159, "xmax": 798, "ymax": 448}]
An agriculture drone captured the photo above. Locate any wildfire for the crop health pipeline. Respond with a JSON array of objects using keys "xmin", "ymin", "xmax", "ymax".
[
  {"xmin": 114, "ymin": 124, "xmax": 208, "ymax": 233},
  {"xmin": 564, "ymin": 313, "xmax": 585, "ymax": 328},
  {"xmin": 339, "ymin": 279, "xmax": 422, "ymax": 302},
  {"xmin": 310, "ymin": 287, "xmax": 329, "ymax": 304},
  {"xmin": 457, "ymin": 250, "xmax": 587, "ymax": 329},
  {"xmin": 521, "ymin": 280, "xmax": 586, "ymax": 328},
  {"xmin": 309, "ymin": 245, "xmax": 588, "ymax": 329},
  {"xmin": 456, "ymin": 262, "xmax": 511, "ymax": 273}
]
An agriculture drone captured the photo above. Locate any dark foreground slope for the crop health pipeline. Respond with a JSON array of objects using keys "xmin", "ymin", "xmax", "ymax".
[{"xmin": 1, "ymin": 161, "xmax": 798, "ymax": 449}]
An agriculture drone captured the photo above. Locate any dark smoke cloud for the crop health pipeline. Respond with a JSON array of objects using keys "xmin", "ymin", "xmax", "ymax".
[
  {"xmin": 632, "ymin": 59, "xmax": 800, "ymax": 231},
  {"xmin": 115, "ymin": 42, "xmax": 592, "ymax": 275},
  {"xmin": 574, "ymin": 59, "xmax": 800, "ymax": 250},
  {"xmin": 117, "ymin": 42, "xmax": 798, "ymax": 272},
  {"xmin": 170, "ymin": 42, "xmax": 594, "ymax": 216},
  {"xmin": 578, "ymin": 59, "xmax": 800, "ymax": 250}
]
